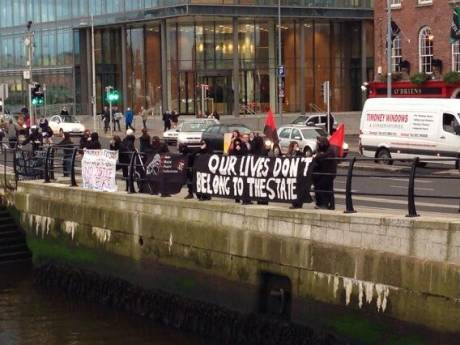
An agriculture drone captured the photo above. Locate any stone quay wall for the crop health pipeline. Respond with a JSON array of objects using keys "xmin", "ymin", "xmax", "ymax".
[{"xmin": 8, "ymin": 180, "xmax": 460, "ymax": 334}]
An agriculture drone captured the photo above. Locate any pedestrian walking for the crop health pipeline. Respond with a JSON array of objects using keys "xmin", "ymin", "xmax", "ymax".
[
  {"xmin": 140, "ymin": 106, "xmax": 149, "ymax": 130},
  {"xmin": 60, "ymin": 107, "xmax": 69, "ymax": 116},
  {"xmin": 171, "ymin": 109, "xmax": 179, "ymax": 129},
  {"xmin": 139, "ymin": 128, "xmax": 151, "ymax": 154},
  {"xmin": 113, "ymin": 106, "xmax": 122, "ymax": 132},
  {"xmin": 125, "ymin": 107, "xmax": 135, "ymax": 131},
  {"xmin": 162, "ymin": 110, "xmax": 171, "ymax": 132},
  {"xmin": 102, "ymin": 106, "xmax": 111, "ymax": 134}
]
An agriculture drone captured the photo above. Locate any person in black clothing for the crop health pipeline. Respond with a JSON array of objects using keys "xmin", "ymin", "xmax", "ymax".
[
  {"xmin": 250, "ymin": 135, "xmax": 267, "ymax": 156},
  {"xmin": 119, "ymin": 133, "xmax": 136, "ymax": 181},
  {"xmin": 102, "ymin": 106, "xmax": 111, "ymax": 134},
  {"xmin": 170, "ymin": 110, "xmax": 179, "ymax": 129},
  {"xmin": 28, "ymin": 126, "xmax": 43, "ymax": 152},
  {"xmin": 58, "ymin": 132, "xmax": 74, "ymax": 177},
  {"xmin": 109, "ymin": 135, "xmax": 121, "ymax": 151},
  {"xmin": 312, "ymin": 136, "xmax": 337, "ymax": 210},
  {"xmin": 286, "ymin": 141, "xmax": 303, "ymax": 158},
  {"xmin": 86, "ymin": 132, "xmax": 102, "ymax": 150},
  {"xmin": 196, "ymin": 139, "xmax": 212, "ymax": 201},
  {"xmin": 60, "ymin": 107, "xmax": 70, "ymax": 116},
  {"xmin": 139, "ymin": 128, "xmax": 151, "ymax": 154},
  {"xmin": 148, "ymin": 136, "xmax": 169, "ymax": 155},
  {"xmin": 162, "ymin": 111, "xmax": 171, "ymax": 132},
  {"xmin": 179, "ymin": 143, "xmax": 196, "ymax": 200},
  {"xmin": 229, "ymin": 138, "xmax": 251, "ymax": 204}
]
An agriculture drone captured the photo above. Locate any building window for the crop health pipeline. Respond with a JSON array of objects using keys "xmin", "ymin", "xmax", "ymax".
[
  {"xmin": 419, "ymin": 26, "xmax": 433, "ymax": 73},
  {"xmin": 392, "ymin": 35, "xmax": 402, "ymax": 72},
  {"xmin": 453, "ymin": 41, "xmax": 460, "ymax": 72},
  {"xmin": 418, "ymin": 0, "xmax": 432, "ymax": 5},
  {"xmin": 390, "ymin": 0, "xmax": 401, "ymax": 8}
]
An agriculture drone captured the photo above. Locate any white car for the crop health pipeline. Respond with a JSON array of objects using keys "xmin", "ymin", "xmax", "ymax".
[
  {"xmin": 176, "ymin": 119, "xmax": 219, "ymax": 149},
  {"xmin": 48, "ymin": 115, "xmax": 85, "ymax": 136},
  {"xmin": 277, "ymin": 125, "xmax": 349, "ymax": 157},
  {"xmin": 163, "ymin": 122, "xmax": 183, "ymax": 145}
]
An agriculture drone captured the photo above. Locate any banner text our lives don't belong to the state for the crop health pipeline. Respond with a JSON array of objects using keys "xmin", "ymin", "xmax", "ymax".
[{"xmin": 194, "ymin": 154, "xmax": 312, "ymax": 203}]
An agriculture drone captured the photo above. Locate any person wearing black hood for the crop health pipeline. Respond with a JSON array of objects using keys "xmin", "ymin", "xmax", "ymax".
[
  {"xmin": 196, "ymin": 139, "xmax": 212, "ymax": 201},
  {"xmin": 250, "ymin": 135, "xmax": 269, "ymax": 205},
  {"xmin": 229, "ymin": 137, "xmax": 251, "ymax": 204},
  {"xmin": 312, "ymin": 136, "xmax": 337, "ymax": 210},
  {"xmin": 86, "ymin": 132, "xmax": 101, "ymax": 150},
  {"xmin": 28, "ymin": 126, "xmax": 43, "ymax": 152},
  {"xmin": 119, "ymin": 131, "xmax": 136, "ymax": 182},
  {"xmin": 58, "ymin": 132, "xmax": 74, "ymax": 177},
  {"xmin": 139, "ymin": 128, "xmax": 151, "ymax": 155},
  {"xmin": 179, "ymin": 143, "xmax": 195, "ymax": 200},
  {"xmin": 148, "ymin": 136, "xmax": 169, "ymax": 155}
]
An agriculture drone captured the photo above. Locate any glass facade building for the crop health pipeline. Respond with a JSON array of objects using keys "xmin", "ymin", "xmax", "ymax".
[{"xmin": 0, "ymin": 0, "xmax": 373, "ymax": 116}]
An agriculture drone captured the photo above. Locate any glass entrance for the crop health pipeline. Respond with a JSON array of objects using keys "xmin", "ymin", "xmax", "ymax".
[
  {"xmin": 197, "ymin": 74, "xmax": 233, "ymax": 115},
  {"xmin": 178, "ymin": 71, "xmax": 195, "ymax": 115}
]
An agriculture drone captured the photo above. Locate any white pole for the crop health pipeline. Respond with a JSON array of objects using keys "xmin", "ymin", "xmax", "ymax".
[
  {"xmin": 278, "ymin": 0, "xmax": 283, "ymax": 124},
  {"xmin": 43, "ymin": 83, "xmax": 47, "ymax": 118},
  {"xmin": 109, "ymin": 97, "xmax": 113, "ymax": 137},
  {"xmin": 326, "ymin": 81, "xmax": 331, "ymax": 135},
  {"xmin": 91, "ymin": 14, "xmax": 97, "ymax": 131},
  {"xmin": 386, "ymin": 0, "xmax": 392, "ymax": 98}
]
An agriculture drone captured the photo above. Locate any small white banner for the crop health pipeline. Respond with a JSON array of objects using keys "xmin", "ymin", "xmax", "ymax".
[{"xmin": 82, "ymin": 150, "xmax": 118, "ymax": 192}]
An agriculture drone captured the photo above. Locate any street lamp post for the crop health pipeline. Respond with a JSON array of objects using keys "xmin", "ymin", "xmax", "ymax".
[
  {"xmin": 25, "ymin": 21, "xmax": 34, "ymax": 122},
  {"xmin": 278, "ymin": 0, "xmax": 283, "ymax": 124},
  {"xmin": 386, "ymin": 0, "xmax": 392, "ymax": 98},
  {"xmin": 91, "ymin": 14, "xmax": 97, "ymax": 131}
]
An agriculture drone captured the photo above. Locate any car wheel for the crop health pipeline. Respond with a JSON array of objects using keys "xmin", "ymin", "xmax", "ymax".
[
  {"xmin": 272, "ymin": 144, "xmax": 281, "ymax": 157},
  {"xmin": 303, "ymin": 146, "xmax": 313, "ymax": 157},
  {"xmin": 376, "ymin": 148, "xmax": 393, "ymax": 165}
]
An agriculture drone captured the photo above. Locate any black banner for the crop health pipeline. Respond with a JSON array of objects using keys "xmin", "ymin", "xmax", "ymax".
[
  {"xmin": 140, "ymin": 153, "xmax": 187, "ymax": 195},
  {"xmin": 193, "ymin": 154, "xmax": 312, "ymax": 203},
  {"xmin": 14, "ymin": 150, "xmax": 47, "ymax": 180}
]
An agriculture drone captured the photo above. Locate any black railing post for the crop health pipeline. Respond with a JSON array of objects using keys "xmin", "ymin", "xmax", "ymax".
[
  {"xmin": 70, "ymin": 147, "xmax": 78, "ymax": 187},
  {"xmin": 127, "ymin": 152, "xmax": 137, "ymax": 194},
  {"xmin": 50, "ymin": 148, "xmax": 55, "ymax": 180},
  {"xmin": 406, "ymin": 157, "xmax": 419, "ymax": 218},
  {"xmin": 44, "ymin": 146, "xmax": 52, "ymax": 183},
  {"xmin": 344, "ymin": 157, "xmax": 357, "ymax": 214}
]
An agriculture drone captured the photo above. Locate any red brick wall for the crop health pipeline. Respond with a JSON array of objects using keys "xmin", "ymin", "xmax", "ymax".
[{"xmin": 374, "ymin": 1, "xmax": 455, "ymax": 79}]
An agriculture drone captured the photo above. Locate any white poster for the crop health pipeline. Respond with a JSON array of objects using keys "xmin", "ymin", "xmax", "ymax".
[{"xmin": 82, "ymin": 150, "xmax": 118, "ymax": 192}]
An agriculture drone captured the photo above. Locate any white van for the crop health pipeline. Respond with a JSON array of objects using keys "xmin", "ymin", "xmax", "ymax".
[{"xmin": 359, "ymin": 98, "xmax": 460, "ymax": 167}]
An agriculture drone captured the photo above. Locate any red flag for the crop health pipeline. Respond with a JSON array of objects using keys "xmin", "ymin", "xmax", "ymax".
[
  {"xmin": 329, "ymin": 123, "xmax": 345, "ymax": 157},
  {"xmin": 263, "ymin": 109, "xmax": 278, "ymax": 143}
]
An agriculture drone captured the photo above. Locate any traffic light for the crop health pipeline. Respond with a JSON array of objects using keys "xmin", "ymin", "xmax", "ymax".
[
  {"xmin": 105, "ymin": 86, "xmax": 120, "ymax": 104},
  {"xmin": 31, "ymin": 83, "xmax": 44, "ymax": 106}
]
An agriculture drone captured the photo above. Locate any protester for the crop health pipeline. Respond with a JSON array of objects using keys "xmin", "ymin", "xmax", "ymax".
[
  {"xmin": 229, "ymin": 137, "xmax": 250, "ymax": 204},
  {"xmin": 286, "ymin": 141, "xmax": 303, "ymax": 157},
  {"xmin": 228, "ymin": 130, "xmax": 241, "ymax": 152},
  {"xmin": 250, "ymin": 135, "xmax": 268, "ymax": 156},
  {"xmin": 241, "ymin": 133, "xmax": 251, "ymax": 152},
  {"xmin": 312, "ymin": 136, "xmax": 337, "ymax": 210},
  {"xmin": 58, "ymin": 131, "xmax": 74, "ymax": 177},
  {"xmin": 110, "ymin": 135, "xmax": 121, "ymax": 151},
  {"xmin": 148, "ymin": 136, "xmax": 169, "ymax": 155},
  {"xmin": 211, "ymin": 110, "xmax": 220, "ymax": 121},
  {"xmin": 119, "ymin": 130, "xmax": 136, "ymax": 183},
  {"xmin": 140, "ymin": 106, "xmax": 149, "ymax": 130},
  {"xmin": 171, "ymin": 109, "xmax": 179, "ymax": 128},
  {"xmin": 86, "ymin": 132, "xmax": 102, "ymax": 150},
  {"xmin": 196, "ymin": 139, "xmax": 212, "ymax": 201},
  {"xmin": 28, "ymin": 126, "xmax": 43, "ymax": 152},
  {"xmin": 179, "ymin": 143, "xmax": 195, "ymax": 200},
  {"xmin": 39, "ymin": 118, "xmax": 53, "ymax": 138},
  {"xmin": 162, "ymin": 110, "xmax": 171, "ymax": 132},
  {"xmin": 139, "ymin": 128, "xmax": 151, "ymax": 154},
  {"xmin": 125, "ymin": 107, "xmax": 135, "ymax": 131}
]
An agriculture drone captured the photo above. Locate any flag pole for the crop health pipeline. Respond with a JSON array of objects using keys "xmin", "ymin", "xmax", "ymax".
[{"xmin": 386, "ymin": 0, "xmax": 392, "ymax": 98}]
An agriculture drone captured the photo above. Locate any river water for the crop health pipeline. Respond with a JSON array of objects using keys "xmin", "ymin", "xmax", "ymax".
[{"xmin": 0, "ymin": 264, "xmax": 208, "ymax": 345}]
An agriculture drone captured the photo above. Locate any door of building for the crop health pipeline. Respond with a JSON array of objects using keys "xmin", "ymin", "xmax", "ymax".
[
  {"xmin": 197, "ymin": 72, "xmax": 233, "ymax": 115},
  {"xmin": 178, "ymin": 71, "xmax": 195, "ymax": 115}
]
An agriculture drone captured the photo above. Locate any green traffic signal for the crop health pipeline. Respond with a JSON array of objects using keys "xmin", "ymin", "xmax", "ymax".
[{"xmin": 106, "ymin": 89, "xmax": 120, "ymax": 103}]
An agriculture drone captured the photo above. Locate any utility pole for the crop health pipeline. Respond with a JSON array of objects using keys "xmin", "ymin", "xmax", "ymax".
[
  {"xmin": 24, "ymin": 21, "xmax": 34, "ymax": 123},
  {"xmin": 278, "ymin": 0, "xmax": 283, "ymax": 125},
  {"xmin": 386, "ymin": 0, "xmax": 392, "ymax": 98},
  {"xmin": 91, "ymin": 14, "xmax": 97, "ymax": 131}
]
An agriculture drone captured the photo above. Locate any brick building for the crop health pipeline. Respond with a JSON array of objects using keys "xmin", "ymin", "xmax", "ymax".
[{"xmin": 374, "ymin": 0, "xmax": 460, "ymax": 80}]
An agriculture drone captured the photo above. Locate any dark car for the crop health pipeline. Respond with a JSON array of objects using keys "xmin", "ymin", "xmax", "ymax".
[{"xmin": 202, "ymin": 123, "xmax": 252, "ymax": 152}]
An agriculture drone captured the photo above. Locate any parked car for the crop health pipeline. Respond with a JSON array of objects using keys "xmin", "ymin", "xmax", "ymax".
[
  {"xmin": 176, "ymin": 118, "xmax": 219, "ymax": 149},
  {"xmin": 48, "ymin": 114, "xmax": 85, "ymax": 136},
  {"xmin": 202, "ymin": 123, "xmax": 252, "ymax": 152},
  {"xmin": 291, "ymin": 114, "xmax": 337, "ymax": 132},
  {"xmin": 163, "ymin": 122, "xmax": 183, "ymax": 146},
  {"xmin": 276, "ymin": 125, "xmax": 348, "ymax": 157}
]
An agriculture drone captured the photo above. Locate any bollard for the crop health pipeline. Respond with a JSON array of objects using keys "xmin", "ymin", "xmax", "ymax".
[
  {"xmin": 70, "ymin": 147, "xmax": 78, "ymax": 187},
  {"xmin": 344, "ymin": 157, "xmax": 357, "ymax": 214},
  {"xmin": 44, "ymin": 146, "xmax": 52, "ymax": 183},
  {"xmin": 406, "ymin": 157, "xmax": 419, "ymax": 218}
]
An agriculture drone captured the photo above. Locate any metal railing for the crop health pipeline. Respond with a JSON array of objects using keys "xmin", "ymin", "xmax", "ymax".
[{"xmin": 2, "ymin": 143, "xmax": 459, "ymax": 217}]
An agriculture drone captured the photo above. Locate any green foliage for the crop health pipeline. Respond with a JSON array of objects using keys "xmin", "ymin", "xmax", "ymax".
[
  {"xmin": 443, "ymin": 71, "xmax": 460, "ymax": 85},
  {"xmin": 378, "ymin": 72, "xmax": 403, "ymax": 82},
  {"xmin": 410, "ymin": 73, "xmax": 431, "ymax": 85}
]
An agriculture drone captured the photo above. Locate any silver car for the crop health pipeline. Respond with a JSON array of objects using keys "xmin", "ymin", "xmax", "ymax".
[
  {"xmin": 277, "ymin": 125, "xmax": 348, "ymax": 157},
  {"xmin": 176, "ymin": 118, "xmax": 219, "ymax": 149},
  {"xmin": 163, "ymin": 122, "xmax": 183, "ymax": 145}
]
